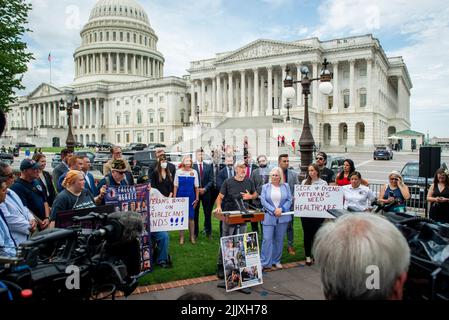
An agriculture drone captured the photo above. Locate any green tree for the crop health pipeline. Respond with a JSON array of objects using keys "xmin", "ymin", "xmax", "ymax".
[{"xmin": 0, "ymin": 0, "xmax": 33, "ymax": 113}]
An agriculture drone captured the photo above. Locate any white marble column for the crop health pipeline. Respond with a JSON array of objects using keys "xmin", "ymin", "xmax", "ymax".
[
  {"xmin": 227, "ymin": 72, "xmax": 233, "ymax": 116},
  {"xmin": 223, "ymin": 78, "xmax": 228, "ymax": 113},
  {"xmin": 260, "ymin": 74, "xmax": 265, "ymax": 113},
  {"xmin": 152, "ymin": 59, "xmax": 156, "ymax": 77},
  {"xmin": 93, "ymin": 54, "xmax": 96, "ymax": 74},
  {"xmin": 115, "ymin": 53, "xmax": 119, "ymax": 74},
  {"xmin": 108, "ymin": 53, "xmax": 112, "ymax": 73},
  {"xmin": 281, "ymin": 64, "xmax": 287, "ymax": 112},
  {"xmin": 273, "ymin": 69, "xmax": 279, "ymax": 113},
  {"xmin": 330, "ymin": 123, "xmax": 339, "ymax": 147},
  {"xmin": 248, "ymin": 73, "xmax": 253, "ymax": 115},
  {"xmin": 366, "ymin": 58, "xmax": 372, "ymax": 109},
  {"xmin": 347, "ymin": 122, "xmax": 356, "ymax": 147},
  {"xmin": 140, "ymin": 56, "xmax": 144, "ymax": 76},
  {"xmin": 200, "ymin": 80, "xmax": 206, "ymax": 112},
  {"xmin": 332, "ymin": 61, "xmax": 339, "ymax": 112},
  {"xmin": 240, "ymin": 70, "xmax": 246, "ymax": 116},
  {"xmin": 216, "ymin": 74, "xmax": 222, "ymax": 113},
  {"xmin": 124, "ymin": 54, "xmax": 128, "ymax": 74},
  {"xmin": 267, "ymin": 66, "xmax": 273, "ymax": 116},
  {"xmin": 253, "ymin": 68, "xmax": 259, "ymax": 116},
  {"xmin": 312, "ymin": 62, "xmax": 319, "ymax": 109},
  {"xmin": 296, "ymin": 64, "xmax": 303, "ymax": 107},
  {"xmin": 84, "ymin": 99, "xmax": 88, "ymax": 128},
  {"xmin": 349, "ymin": 59, "xmax": 356, "ymax": 109},
  {"xmin": 42, "ymin": 103, "xmax": 47, "ymax": 126},
  {"xmin": 90, "ymin": 99, "xmax": 94, "ymax": 127},
  {"xmin": 132, "ymin": 55, "xmax": 136, "ymax": 74},
  {"xmin": 211, "ymin": 78, "xmax": 216, "ymax": 113},
  {"xmin": 190, "ymin": 81, "xmax": 196, "ymax": 121},
  {"xmin": 96, "ymin": 99, "xmax": 100, "ymax": 127},
  {"xmin": 160, "ymin": 63, "xmax": 163, "ymax": 78}
]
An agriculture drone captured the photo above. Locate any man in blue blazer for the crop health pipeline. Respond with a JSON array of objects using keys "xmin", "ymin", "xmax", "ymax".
[
  {"xmin": 192, "ymin": 149, "xmax": 214, "ymax": 240},
  {"xmin": 81, "ymin": 156, "xmax": 98, "ymax": 196},
  {"xmin": 216, "ymin": 156, "xmax": 235, "ymax": 192}
]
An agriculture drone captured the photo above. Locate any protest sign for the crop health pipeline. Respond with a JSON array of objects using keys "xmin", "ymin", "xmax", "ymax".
[
  {"xmin": 105, "ymin": 184, "xmax": 152, "ymax": 272},
  {"xmin": 294, "ymin": 184, "xmax": 343, "ymax": 219},
  {"xmin": 149, "ymin": 196, "xmax": 189, "ymax": 232},
  {"xmin": 220, "ymin": 232, "xmax": 263, "ymax": 292}
]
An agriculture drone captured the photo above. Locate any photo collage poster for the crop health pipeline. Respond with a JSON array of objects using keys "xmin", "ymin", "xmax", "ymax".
[
  {"xmin": 220, "ymin": 232, "xmax": 263, "ymax": 292},
  {"xmin": 105, "ymin": 184, "xmax": 152, "ymax": 272}
]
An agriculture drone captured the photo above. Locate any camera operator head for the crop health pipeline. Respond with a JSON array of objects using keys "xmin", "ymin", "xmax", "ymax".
[{"xmin": 313, "ymin": 213, "xmax": 410, "ymax": 300}]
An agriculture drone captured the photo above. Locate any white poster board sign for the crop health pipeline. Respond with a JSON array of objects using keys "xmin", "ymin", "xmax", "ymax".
[
  {"xmin": 294, "ymin": 185, "xmax": 343, "ymax": 219},
  {"xmin": 221, "ymin": 232, "xmax": 263, "ymax": 293},
  {"xmin": 149, "ymin": 189, "xmax": 189, "ymax": 232}
]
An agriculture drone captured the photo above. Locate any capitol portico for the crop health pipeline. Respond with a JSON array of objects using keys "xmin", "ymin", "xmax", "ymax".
[{"xmin": 4, "ymin": 0, "xmax": 412, "ymax": 154}]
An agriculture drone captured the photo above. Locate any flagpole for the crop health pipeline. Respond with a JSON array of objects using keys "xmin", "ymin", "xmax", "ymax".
[{"xmin": 48, "ymin": 52, "xmax": 52, "ymax": 84}]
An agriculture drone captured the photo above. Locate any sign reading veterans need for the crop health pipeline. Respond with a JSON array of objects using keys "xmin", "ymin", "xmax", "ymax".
[
  {"xmin": 294, "ymin": 185, "xmax": 344, "ymax": 219},
  {"xmin": 149, "ymin": 196, "xmax": 189, "ymax": 232}
]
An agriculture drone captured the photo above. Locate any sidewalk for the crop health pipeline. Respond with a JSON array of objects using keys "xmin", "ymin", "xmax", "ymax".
[{"xmin": 120, "ymin": 261, "xmax": 324, "ymax": 300}]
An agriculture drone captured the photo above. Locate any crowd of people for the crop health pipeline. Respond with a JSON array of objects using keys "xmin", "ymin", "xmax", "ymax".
[{"xmin": 1, "ymin": 143, "xmax": 448, "ymax": 298}]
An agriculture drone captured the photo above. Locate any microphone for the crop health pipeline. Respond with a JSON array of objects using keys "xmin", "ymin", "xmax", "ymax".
[{"xmin": 234, "ymin": 195, "xmax": 248, "ymax": 214}]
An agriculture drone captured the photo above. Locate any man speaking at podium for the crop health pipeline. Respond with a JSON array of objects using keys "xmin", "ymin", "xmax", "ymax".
[{"xmin": 214, "ymin": 160, "xmax": 258, "ymax": 279}]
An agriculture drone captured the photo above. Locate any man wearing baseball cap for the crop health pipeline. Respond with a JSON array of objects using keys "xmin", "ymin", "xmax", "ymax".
[{"xmin": 10, "ymin": 159, "xmax": 50, "ymax": 230}]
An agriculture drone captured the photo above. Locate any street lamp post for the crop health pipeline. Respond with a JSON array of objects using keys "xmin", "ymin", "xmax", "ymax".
[
  {"xmin": 59, "ymin": 93, "xmax": 80, "ymax": 151},
  {"xmin": 285, "ymin": 99, "xmax": 292, "ymax": 122},
  {"xmin": 282, "ymin": 59, "xmax": 333, "ymax": 179},
  {"xmin": 195, "ymin": 105, "xmax": 200, "ymax": 124}
]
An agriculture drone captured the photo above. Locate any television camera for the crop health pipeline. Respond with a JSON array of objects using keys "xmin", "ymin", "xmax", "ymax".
[{"xmin": 0, "ymin": 211, "xmax": 143, "ymax": 301}]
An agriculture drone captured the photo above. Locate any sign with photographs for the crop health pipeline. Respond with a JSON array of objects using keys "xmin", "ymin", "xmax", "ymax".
[
  {"xmin": 105, "ymin": 184, "xmax": 152, "ymax": 272},
  {"xmin": 220, "ymin": 232, "xmax": 263, "ymax": 292},
  {"xmin": 294, "ymin": 185, "xmax": 343, "ymax": 219}
]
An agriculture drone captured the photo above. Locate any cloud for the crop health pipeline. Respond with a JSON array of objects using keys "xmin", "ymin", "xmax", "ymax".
[{"xmin": 311, "ymin": 0, "xmax": 449, "ymax": 136}]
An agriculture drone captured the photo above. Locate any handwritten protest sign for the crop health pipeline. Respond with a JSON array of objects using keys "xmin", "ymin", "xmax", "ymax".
[
  {"xmin": 294, "ymin": 185, "xmax": 343, "ymax": 219},
  {"xmin": 149, "ymin": 196, "xmax": 189, "ymax": 232}
]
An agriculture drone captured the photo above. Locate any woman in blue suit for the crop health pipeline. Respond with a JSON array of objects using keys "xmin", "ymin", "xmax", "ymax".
[{"xmin": 260, "ymin": 167, "xmax": 293, "ymax": 271}]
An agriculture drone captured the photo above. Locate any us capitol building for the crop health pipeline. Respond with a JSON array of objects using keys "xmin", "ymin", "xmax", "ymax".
[{"xmin": 4, "ymin": 0, "xmax": 412, "ymax": 153}]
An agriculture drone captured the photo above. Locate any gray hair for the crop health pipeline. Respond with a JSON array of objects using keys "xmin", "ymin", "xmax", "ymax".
[
  {"xmin": 269, "ymin": 167, "xmax": 284, "ymax": 184},
  {"xmin": 312, "ymin": 213, "xmax": 410, "ymax": 300},
  {"xmin": 234, "ymin": 160, "xmax": 246, "ymax": 170},
  {"xmin": 108, "ymin": 211, "xmax": 144, "ymax": 241}
]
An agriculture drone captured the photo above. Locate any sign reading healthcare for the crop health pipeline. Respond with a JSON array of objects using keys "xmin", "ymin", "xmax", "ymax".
[{"xmin": 294, "ymin": 185, "xmax": 343, "ymax": 219}]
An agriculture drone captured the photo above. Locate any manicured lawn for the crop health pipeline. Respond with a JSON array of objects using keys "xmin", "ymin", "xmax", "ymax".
[{"xmin": 139, "ymin": 206, "xmax": 305, "ymax": 285}]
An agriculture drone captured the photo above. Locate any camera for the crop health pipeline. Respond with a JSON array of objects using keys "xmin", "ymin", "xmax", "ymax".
[{"xmin": 0, "ymin": 211, "xmax": 143, "ymax": 301}]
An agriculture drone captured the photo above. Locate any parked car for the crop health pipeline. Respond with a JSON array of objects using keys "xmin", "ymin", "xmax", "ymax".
[
  {"xmin": 51, "ymin": 153, "xmax": 62, "ymax": 169},
  {"xmin": 86, "ymin": 142, "xmax": 98, "ymax": 148},
  {"xmin": 133, "ymin": 150, "xmax": 157, "ymax": 176},
  {"xmin": 15, "ymin": 142, "xmax": 36, "ymax": 149},
  {"xmin": 97, "ymin": 142, "xmax": 113, "ymax": 150},
  {"xmin": 373, "ymin": 146, "xmax": 393, "ymax": 160},
  {"xmin": 146, "ymin": 143, "xmax": 166, "ymax": 150},
  {"xmin": 400, "ymin": 160, "xmax": 448, "ymax": 208},
  {"xmin": 326, "ymin": 155, "xmax": 346, "ymax": 176},
  {"xmin": 0, "ymin": 153, "xmax": 14, "ymax": 165},
  {"xmin": 92, "ymin": 151, "xmax": 111, "ymax": 172},
  {"xmin": 74, "ymin": 142, "xmax": 84, "ymax": 148},
  {"xmin": 125, "ymin": 143, "xmax": 148, "ymax": 151}
]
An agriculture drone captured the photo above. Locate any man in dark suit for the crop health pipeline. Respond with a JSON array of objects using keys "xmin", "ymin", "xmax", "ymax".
[
  {"xmin": 193, "ymin": 149, "xmax": 214, "ymax": 240},
  {"xmin": 81, "ymin": 155, "xmax": 97, "ymax": 196},
  {"xmin": 244, "ymin": 154, "xmax": 258, "ymax": 179},
  {"xmin": 52, "ymin": 148, "xmax": 73, "ymax": 189},
  {"xmin": 217, "ymin": 156, "xmax": 235, "ymax": 192}
]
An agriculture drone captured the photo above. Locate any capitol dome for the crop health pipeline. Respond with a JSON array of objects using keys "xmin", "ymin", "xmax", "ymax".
[{"xmin": 73, "ymin": 0, "xmax": 165, "ymax": 85}]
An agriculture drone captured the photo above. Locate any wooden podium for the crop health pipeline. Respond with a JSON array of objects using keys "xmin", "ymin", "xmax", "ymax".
[{"xmin": 214, "ymin": 210, "xmax": 264, "ymax": 225}]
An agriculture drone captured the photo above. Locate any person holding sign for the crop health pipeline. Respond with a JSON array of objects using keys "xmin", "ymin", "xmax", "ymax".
[
  {"xmin": 174, "ymin": 156, "xmax": 199, "ymax": 245},
  {"xmin": 342, "ymin": 172, "xmax": 376, "ymax": 212},
  {"xmin": 260, "ymin": 167, "xmax": 293, "ymax": 271},
  {"xmin": 301, "ymin": 164, "xmax": 327, "ymax": 266}
]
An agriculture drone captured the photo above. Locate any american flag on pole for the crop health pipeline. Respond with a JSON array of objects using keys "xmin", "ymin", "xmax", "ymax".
[{"xmin": 48, "ymin": 52, "xmax": 52, "ymax": 62}]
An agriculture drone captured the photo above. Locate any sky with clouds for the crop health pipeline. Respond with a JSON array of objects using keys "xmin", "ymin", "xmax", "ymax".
[{"xmin": 20, "ymin": 0, "xmax": 449, "ymax": 137}]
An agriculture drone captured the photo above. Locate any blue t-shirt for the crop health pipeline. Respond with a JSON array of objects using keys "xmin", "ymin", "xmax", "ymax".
[
  {"xmin": 10, "ymin": 178, "xmax": 47, "ymax": 220},
  {"xmin": 96, "ymin": 174, "xmax": 129, "ymax": 205}
]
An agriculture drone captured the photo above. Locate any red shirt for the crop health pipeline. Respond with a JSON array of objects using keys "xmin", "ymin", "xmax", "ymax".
[{"xmin": 336, "ymin": 176, "xmax": 351, "ymax": 186}]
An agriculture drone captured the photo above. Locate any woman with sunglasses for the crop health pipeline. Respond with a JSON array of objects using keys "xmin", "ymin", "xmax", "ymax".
[
  {"xmin": 96, "ymin": 159, "xmax": 130, "ymax": 205},
  {"xmin": 378, "ymin": 171, "xmax": 410, "ymax": 213},
  {"xmin": 260, "ymin": 167, "xmax": 292, "ymax": 271},
  {"xmin": 427, "ymin": 168, "xmax": 449, "ymax": 223}
]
